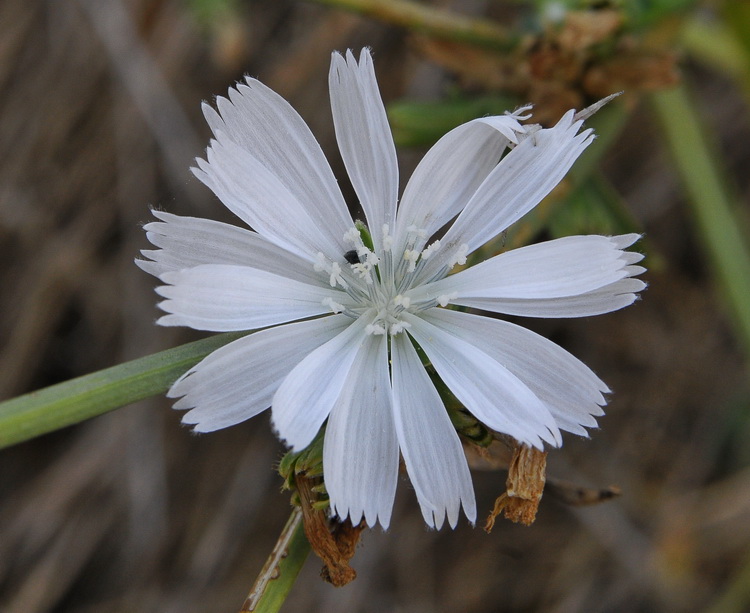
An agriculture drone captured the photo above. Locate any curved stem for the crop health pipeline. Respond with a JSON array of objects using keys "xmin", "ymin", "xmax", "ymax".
[
  {"xmin": 651, "ymin": 85, "xmax": 750, "ymax": 356},
  {"xmin": 240, "ymin": 508, "xmax": 310, "ymax": 613}
]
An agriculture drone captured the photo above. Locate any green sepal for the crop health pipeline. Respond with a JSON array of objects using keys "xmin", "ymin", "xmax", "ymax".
[
  {"xmin": 311, "ymin": 499, "xmax": 331, "ymax": 512},
  {"xmin": 279, "ymin": 427, "xmax": 326, "ymax": 488},
  {"xmin": 278, "ymin": 426, "xmax": 330, "ymax": 509},
  {"xmin": 446, "ymin": 406, "xmax": 494, "ymax": 448}
]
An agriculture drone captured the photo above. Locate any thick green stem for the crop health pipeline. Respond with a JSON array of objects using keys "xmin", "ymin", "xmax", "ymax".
[
  {"xmin": 651, "ymin": 85, "xmax": 750, "ymax": 356},
  {"xmin": 0, "ymin": 331, "xmax": 251, "ymax": 450},
  {"xmin": 303, "ymin": 0, "xmax": 516, "ymax": 50},
  {"xmin": 240, "ymin": 508, "xmax": 310, "ymax": 613}
]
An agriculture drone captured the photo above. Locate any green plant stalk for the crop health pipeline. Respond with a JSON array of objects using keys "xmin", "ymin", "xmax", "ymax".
[
  {"xmin": 303, "ymin": 0, "xmax": 516, "ymax": 50},
  {"xmin": 0, "ymin": 331, "xmax": 251, "ymax": 450},
  {"xmin": 651, "ymin": 85, "xmax": 750, "ymax": 356},
  {"xmin": 240, "ymin": 508, "xmax": 310, "ymax": 613}
]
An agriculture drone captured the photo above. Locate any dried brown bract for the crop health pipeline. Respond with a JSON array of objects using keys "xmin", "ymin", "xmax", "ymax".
[
  {"xmin": 295, "ymin": 473, "xmax": 364, "ymax": 587},
  {"xmin": 485, "ymin": 443, "xmax": 547, "ymax": 531}
]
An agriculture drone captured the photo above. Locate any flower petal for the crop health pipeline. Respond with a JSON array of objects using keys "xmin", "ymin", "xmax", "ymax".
[
  {"xmin": 451, "ymin": 277, "xmax": 647, "ymax": 318},
  {"xmin": 193, "ymin": 137, "xmax": 342, "ymax": 261},
  {"xmin": 432, "ymin": 234, "xmax": 644, "ymax": 299},
  {"xmin": 137, "ymin": 210, "xmax": 322, "ymax": 284},
  {"xmin": 329, "ymin": 49, "xmax": 398, "ymax": 252},
  {"xmin": 404, "ymin": 313, "xmax": 561, "ymax": 449},
  {"xmin": 422, "ymin": 309, "xmax": 608, "ymax": 436},
  {"xmin": 200, "ymin": 77, "xmax": 353, "ymax": 254},
  {"xmin": 395, "ymin": 110, "xmax": 528, "ymax": 254},
  {"xmin": 169, "ymin": 315, "xmax": 350, "ymax": 432},
  {"xmin": 391, "ymin": 333, "xmax": 476, "ymax": 529},
  {"xmin": 418, "ymin": 111, "xmax": 594, "ymax": 282},
  {"xmin": 156, "ymin": 264, "xmax": 348, "ymax": 331},
  {"xmin": 324, "ymin": 333, "xmax": 399, "ymax": 529},
  {"xmin": 272, "ymin": 311, "xmax": 375, "ymax": 452}
]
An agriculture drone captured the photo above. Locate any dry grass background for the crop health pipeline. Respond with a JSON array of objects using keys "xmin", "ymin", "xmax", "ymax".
[{"xmin": 1, "ymin": 1, "xmax": 749, "ymax": 612}]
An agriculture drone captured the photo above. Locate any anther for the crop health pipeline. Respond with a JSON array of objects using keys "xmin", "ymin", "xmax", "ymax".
[
  {"xmin": 366, "ymin": 323, "xmax": 386, "ymax": 336},
  {"xmin": 322, "ymin": 297, "xmax": 345, "ymax": 313},
  {"xmin": 393, "ymin": 295, "xmax": 411, "ymax": 309},
  {"xmin": 421, "ymin": 240, "xmax": 441, "ymax": 260},
  {"xmin": 314, "ymin": 252, "xmax": 328, "ymax": 272},
  {"xmin": 447, "ymin": 244, "xmax": 469, "ymax": 268},
  {"xmin": 351, "ymin": 262, "xmax": 373, "ymax": 284},
  {"xmin": 437, "ymin": 293, "xmax": 458, "ymax": 307},
  {"xmin": 389, "ymin": 320, "xmax": 411, "ymax": 335},
  {"xmin": 403, "ymin": 249, "xmax": 419, "ymax": 273},
  {"xmin": 328, "ymin": 262, "xmax": 345, "ymax": 287},
  {"xmin": 343, "ymin": 228, "xmax": 361, "ymax": 244}
]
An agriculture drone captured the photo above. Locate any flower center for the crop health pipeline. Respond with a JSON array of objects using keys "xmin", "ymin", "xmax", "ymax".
[{"xmin": 315, "ymin": 224, "xmax": 465, "ymax": 335}]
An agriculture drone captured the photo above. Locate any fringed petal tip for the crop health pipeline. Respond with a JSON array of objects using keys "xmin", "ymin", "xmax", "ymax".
[
  {"xmin": 420, "ymin": 498, "xmax": 477, "ymax": 530},
  {"xmin": 611, "ymin": 232, "xmax": 643, "ymax": 249},
  {"xmin": 508, "ymin": 103, "xmax": 534, "ymax": 121},
  {"xmin": 134, "ymin": 257, "xmax": 159, "ymax": 278},
  {"xmin": 574, "ymin": 92, "xmax": 623, "ymax": 123},
  {"xmin": 330, "ymin": 47, "xmax": 373, "ymax": 67},
  {"xmin": 331, "ymin": 503, "xmax": 392, "ymax": 531}
]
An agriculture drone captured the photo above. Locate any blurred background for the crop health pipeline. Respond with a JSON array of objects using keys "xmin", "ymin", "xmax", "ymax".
[{"xmin": 1, "ymin": 0, "xmax": 750, "ymax": 611}]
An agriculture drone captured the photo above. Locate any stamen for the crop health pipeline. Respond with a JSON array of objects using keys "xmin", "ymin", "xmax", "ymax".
[
  {"xmin": 366, "ymin": 323, "xmax": 387, "ymax": 336},
  {"xmin": 437, "ymin": 292, "xmax": 458, "ymax": 307},
  {"xmin": 365, "ymin": 251, "xmax": 380, "ymax": 267},
  {"xmin": 329, "ymin": 262, "xmax": 346, "ymax": 287},
  {"xmin": 322, "ymin": 297, "xmax": 345, "ymax": 313},
  {"xmin": 343, "ymin": 227, "xmax": 361, "ymax": 244},
  {"xmin": 314, "ymin": 253, "xmax": 348, "ymax": 288},
  {"xmin": 447, "ymin": 244, "xmax": 469, "ymax": 268},
  {"xmin": 403, "ymin": 249, "xmax": 419, "ymax": 273},
  {"xmin": 314, "ymin": 252, "xmax": 328, "ymax": 272},
  {"xmin": 421, "ymin": 240, "xmax": 441, "ymax": 260},
  {"xmin": 382, "ymin": 224, "xmax": 393, "ymax": 251},
  {"xmin": 388, "ymin": 320, "xmax": 411, "ymax": 335},
  {"xmin": 406, "ymin": 225, "xmax": 427, "ymax": 241},
  {"xmin": 393, "ymin": 295, "xmax": 411, "ymax": 309},
  {"xmin": 351, "ymin": 262, "xmax": 374, "ymax": 284}
]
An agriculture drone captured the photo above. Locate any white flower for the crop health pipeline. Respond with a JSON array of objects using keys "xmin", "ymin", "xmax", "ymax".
[{"xmin": 138, "ymin": 49, "xmax": 645, "ymax": 530}]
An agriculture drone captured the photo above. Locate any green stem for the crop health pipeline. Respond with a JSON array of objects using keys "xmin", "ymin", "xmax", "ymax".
[
  {"xmin": 651, "ymin": 85, "xmax": 750, "ymax": 356},
  {"xmin": 303, "ymin": 0, "xmax": 516, "ymax": 50},
  {"xmin": 0, "ymin": 331, "xmax": 251, "ymax": 450},
  {"xmin": 239, "ymin": 508, "xmax": 310, "ymax": 613}
]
